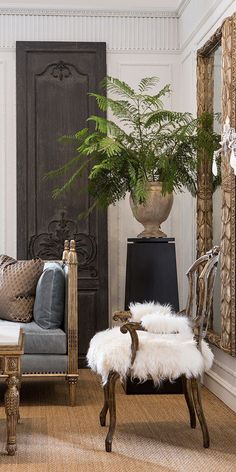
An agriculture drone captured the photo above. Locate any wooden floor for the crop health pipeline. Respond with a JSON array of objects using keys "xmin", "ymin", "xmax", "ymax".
[{"xmin": 0, "ymin": 369, "xmax": 236, "ymax": 472}]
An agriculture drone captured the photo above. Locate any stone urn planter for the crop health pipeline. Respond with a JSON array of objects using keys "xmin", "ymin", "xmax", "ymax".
[{"xmin": 130, "ymin": 181, "xmax": 173, "ymax": 238}]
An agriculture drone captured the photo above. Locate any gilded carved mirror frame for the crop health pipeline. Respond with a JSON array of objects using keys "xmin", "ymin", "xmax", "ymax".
[{"xmin": 197, "ymin": 14, "xmax": 236, "ymax": 356}]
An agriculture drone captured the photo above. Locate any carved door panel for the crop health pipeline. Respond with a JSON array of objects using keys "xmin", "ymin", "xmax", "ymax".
[{"xmin": 16, "ymin": 42, "xmax": 108, "ymax": 366}]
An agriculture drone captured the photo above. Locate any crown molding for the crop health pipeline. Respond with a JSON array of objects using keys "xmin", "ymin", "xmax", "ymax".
[
  {"xmin": 0, "ymin": 7, "xmax": 178, "ymax": 18},
  {"xmin": 180, "ymin": 0, "xmax": 234, "ymax": 51},
  {"xmin": 177, "ymin": 0, "xmax": 191, "ymax": 17},
  {"xmin": 0, "ymin": 8, "xmax": 179, "ymax": 51}
]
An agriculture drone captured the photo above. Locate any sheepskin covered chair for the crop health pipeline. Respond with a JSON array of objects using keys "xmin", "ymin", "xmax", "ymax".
[{"xmin": 87, "ymin": 247, "xmax": 219, "ymax": 452}]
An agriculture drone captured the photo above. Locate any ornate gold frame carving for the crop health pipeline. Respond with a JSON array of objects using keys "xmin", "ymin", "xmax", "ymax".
[{"xmin": 196, "ymin": 15, "xmax": 236, "ymax": 356}]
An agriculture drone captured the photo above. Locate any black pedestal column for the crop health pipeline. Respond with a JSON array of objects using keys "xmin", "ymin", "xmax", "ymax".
[
  {"xmin": 124, "ymin": 237, "xmax": 182, "ymax": 394},
  {"xmin": 125, "ymin": 238, "xmax": 179, "ymax": 311}
]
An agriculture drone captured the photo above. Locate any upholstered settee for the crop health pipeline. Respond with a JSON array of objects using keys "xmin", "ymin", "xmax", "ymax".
[{"xmin": 0, "ymin": 240, "xmax": 79, "ymax": 405}]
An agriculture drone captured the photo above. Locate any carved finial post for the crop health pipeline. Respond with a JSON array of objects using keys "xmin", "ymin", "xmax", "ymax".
[
  {"xmin": 68, "ymin": 239, "xmax": 78, "ymax": 264},
  {"xmin": 62, "ymin": 240, "xmax": 69, "ymax": 262}
]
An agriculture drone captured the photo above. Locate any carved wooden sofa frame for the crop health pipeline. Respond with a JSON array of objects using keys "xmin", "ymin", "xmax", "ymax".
[{"xmin": 0, "ymin": 239, "xmax": 79, "ymax": 406}]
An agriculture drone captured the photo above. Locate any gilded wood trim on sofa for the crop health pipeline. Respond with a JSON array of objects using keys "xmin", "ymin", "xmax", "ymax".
[{"xmin": 0, "ymin": 240, "xmax": 79, "ymax": 405}]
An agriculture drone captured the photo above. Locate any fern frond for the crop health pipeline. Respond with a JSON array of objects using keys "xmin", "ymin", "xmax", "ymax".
[
  {"xmin": 52, "ymin": 166, "xmax": 86, "ymax": 198},
  {"xmin": 138, "ymin": 77, "xmax": 160, "ymax": 93},
  {"xmin": 98, "ymin": 136, "xmax": 123, "ymax": 157},
  {"xmin": 102, "ymin": 76, "xmax": 135, "ymax": 99},
  {"xmin": 89, "ymin": 94, "xmax": 139, "ymax": 123},
  {"xmin": 44, "ymin": 154, "xmax": 82, "ymax": 180},
  {"xmin": 74, "ymin": 128, "xmax": 89, "ymax": 141},
  {"xmin": 59, "ymin": 128, "xmax": 89, "ymax": 144},
  {"xmin": 89, "ymin": 160, "xmax": 111, "ymax": 178},
  {"xmin": 145, "ymin": 110, "xmax": 193, "ymax": 127},
  {"xmin": 58, "ymin": 134, "xmax": 78, "ymax": 144},
  {"xmin": 87, "ymin": 115, "xmax": 108, "ymax": 133},
  {"xmin": 143, "ymin": 84, "xmax": 171, "ymax": 108}
]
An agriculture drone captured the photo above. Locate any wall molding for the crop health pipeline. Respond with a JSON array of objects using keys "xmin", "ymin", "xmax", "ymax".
[
  {"xmin": 213, "ymin": 358, "xmax": 236, "ymax": 378},
  {"xmin": 0, "ymin": 48, "xmax": 181, "ymax": 55},
  {"xmin": 0, "ymin": 7, "xmax": 178, "ymax": 18},
  {"xmin": 180, "ymin": 0, "xmax": 235, "ymax": 51},
  {"xmin": 204, "ymin": 369, "xmax": 236, "ymax": 412},
  {"xmin": 177, "ymin": 0, "xmax": 191, "ymax": 17},
  {"xmin": 196, "ymin": 0, "xmax": 235, "ymax": 51},
  {"xmin": 0, "ymin": 9, "xmax": 179, "ymax": 51}
]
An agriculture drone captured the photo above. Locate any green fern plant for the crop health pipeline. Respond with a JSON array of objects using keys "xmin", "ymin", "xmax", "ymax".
[{"xmin": 46, "ymin": 76, "xmax": 220, "ymax": 212}]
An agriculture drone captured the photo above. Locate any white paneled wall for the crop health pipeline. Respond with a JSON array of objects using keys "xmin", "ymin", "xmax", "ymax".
[
  {"xmin": 0, "ymin": 59, "xmax": 5, "ymax": 252},
  {"xmin": 0, "ymin": 8, "xmax": 193, "ymax": 322},
  {"xmin": 0, "ymin": 51, "xmax": 16, "ymax": 258},
  {"xmin": 107, "ymin": 51, "xmax": 193, "ymax": 313}
]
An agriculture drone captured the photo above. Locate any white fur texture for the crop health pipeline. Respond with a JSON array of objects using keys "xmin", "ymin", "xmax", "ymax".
[
  {"xmin": 141, "ymin": 313, "xmax": 192, "ymax": 335},
  {"xmin": 129, "ymin": 301, "xmax": 171, "ymax": 322},
  {"xmin": 129, "ymin": 301, "xmax": 192, "ymax": 335},
  {"xmin": 87, "ymin": 327, "xmax": 214, "ymax": 385}
]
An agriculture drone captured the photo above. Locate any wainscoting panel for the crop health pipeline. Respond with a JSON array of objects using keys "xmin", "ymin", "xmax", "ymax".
[
  {"xmin": 107, "ymin": 53, "xmax": 193, "ymax": 314},
  {"xmin": 0, "ymin": 51, "xmax": 16, "ymax": 258},
  {"xmin": 0, "ymin": 59, "xmax": 5, "ymax": 253},
  {"xmin": 0, "ymin": 8, "xmax": 179, "ymax": 51}
]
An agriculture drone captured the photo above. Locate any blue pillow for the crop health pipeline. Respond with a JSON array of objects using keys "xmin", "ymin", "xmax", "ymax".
[{"xmin": 33, "ymin": 262, "xmax": 65, "ymax": 329}]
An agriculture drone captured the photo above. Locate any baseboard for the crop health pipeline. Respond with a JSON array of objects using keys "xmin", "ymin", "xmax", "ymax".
[{"xmin": 204, "ymin": 370, "xmax": 236, "ymax": 413}]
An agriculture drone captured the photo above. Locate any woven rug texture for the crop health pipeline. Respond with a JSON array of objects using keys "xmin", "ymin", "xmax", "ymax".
[{"xmin": 0, "ymin": 369, "xmax": 235, "ymax": 472}]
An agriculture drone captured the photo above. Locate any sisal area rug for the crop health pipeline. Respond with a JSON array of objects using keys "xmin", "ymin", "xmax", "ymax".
[{"xmin": 0, "ymin": 369, "xmax": 235, "ymax": 472}]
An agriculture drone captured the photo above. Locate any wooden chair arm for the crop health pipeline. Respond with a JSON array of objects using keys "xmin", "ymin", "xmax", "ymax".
[
  {"xmin": 113, "ymin": 310, "xmax": 132, "ymax": 323},
  {"xmin": 120, "ymin": 322, "xmax": 145, "ymax": 365}
]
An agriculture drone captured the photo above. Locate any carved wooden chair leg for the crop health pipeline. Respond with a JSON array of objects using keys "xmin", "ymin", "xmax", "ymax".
[
  {"xmin": 191, "ymin": 377, "xmax": 210, "ymax": 448},
  {"xmin": 105, "ymin": 372, "xmax": 120, "ymax": 453},
  {"xmin": 100, "ymin": 377, "xmax": 110, "ymax": 426},
  {"xmin": 66, "ymin": 376, "xmax": 79, "ymax": 406},
  {"xmin": 182, "ymin": 376, "xmax": 196, "ymax": 428},
  {"xmin": 5, "ymin": 376, "xmax": 20, "ymax": 455}
]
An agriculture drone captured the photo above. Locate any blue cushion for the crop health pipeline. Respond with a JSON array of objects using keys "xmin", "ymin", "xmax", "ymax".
[
  {"xmin": 22, "ymin": 354, "xmax": 68, "ymax": 373},
  {"xmin": 33, "ymin": 262, "xmax": 65, "ymax": 329},
  {"xmin": 0, "ymin": 319, "xmax": 67, "ymax": 354}
]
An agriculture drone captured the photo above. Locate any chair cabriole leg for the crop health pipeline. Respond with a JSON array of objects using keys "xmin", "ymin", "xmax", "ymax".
[
  {"xmin": 191, "ymin": 377, "xmax": 210, "ymax": 448},
  {"xmin": 182, "ymin": 375, "xmax": 196, "ymax": 428},
  {"xmin": 100, "ymin": 378, "xmax": 110, "ymax": 426},
  {"xmin": 105, "ymin": 372, "xmax": 119, "ymax": 452}
]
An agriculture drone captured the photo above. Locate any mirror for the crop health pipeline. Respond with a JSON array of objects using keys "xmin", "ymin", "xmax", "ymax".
[
  {"xmin": 197, "ymin": 16, "xmax": 236, "ymax": 356},
  {"xmin": 212, "ymin": 44, "xmax": 222, "ymax": 335}
]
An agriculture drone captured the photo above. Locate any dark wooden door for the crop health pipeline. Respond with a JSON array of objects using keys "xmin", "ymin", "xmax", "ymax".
[{"xmin": 16, "ymin": 41, "xmax": 108, "ymax": 366}]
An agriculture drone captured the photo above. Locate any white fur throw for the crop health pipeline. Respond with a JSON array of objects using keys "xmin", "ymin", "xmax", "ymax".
[
  {"xmin": 129, "ymin": 302, "xmax": 192, "ymax": 335},
  {"xmin": 87, "ymin": 328, "xmax": 213, "ymax": 385},
  {"xmin": 129, "ymin": 301, "xmax": 173, "ymax": 322},
  {"xmin": 87, "ymin": 302, "xmax": 213, "ymax": 384}
]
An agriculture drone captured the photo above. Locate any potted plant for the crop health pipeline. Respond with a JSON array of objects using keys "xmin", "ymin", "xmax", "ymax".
[{"xmin": 46, "ymin": 76, "xmax": 220, "ymax": 238}]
